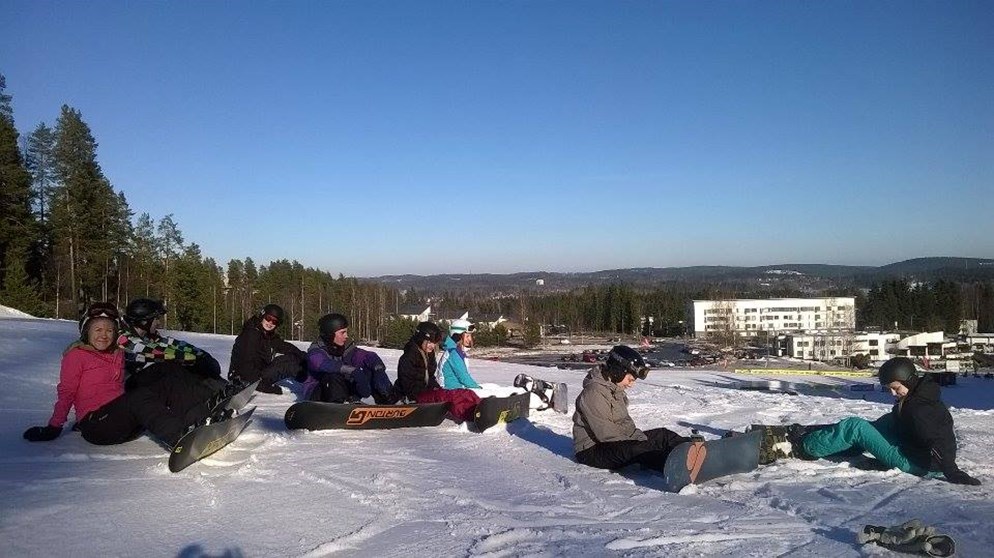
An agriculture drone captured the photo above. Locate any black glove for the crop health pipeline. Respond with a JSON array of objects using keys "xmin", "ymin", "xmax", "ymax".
[
  {"xmin": 944, "ymin": 469, "xmax": 981, "ymax": 486},
  {"xmin": 23, "ymin": 425, "xmax": 62, "ymax": 442}
]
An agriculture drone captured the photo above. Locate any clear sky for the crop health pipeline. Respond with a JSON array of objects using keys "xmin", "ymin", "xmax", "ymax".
[{"xmin": 2, "ymin": 1, "xmax": 992, "ymax": 277}]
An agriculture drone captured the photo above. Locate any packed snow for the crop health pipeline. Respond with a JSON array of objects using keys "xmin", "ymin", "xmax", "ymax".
[{"xmin": 1, "ymin": 312, "xmax": 992, "ymax": 557}]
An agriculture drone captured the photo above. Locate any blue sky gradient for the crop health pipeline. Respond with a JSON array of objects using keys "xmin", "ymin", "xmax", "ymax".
[{"xmin": 2, "ymin": 1, "xmax": 992, "ymax": 276}]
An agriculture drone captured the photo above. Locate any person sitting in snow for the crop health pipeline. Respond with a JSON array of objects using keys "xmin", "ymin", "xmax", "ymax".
[
  {"xmin": 118, "ymin": 298, "xmax": 225, "ymax": 392},
  {"xmin": 394, "ymin": 321, "xmax": 480, "ymax": 423},
  {"xmin": 759, "ymin": 356, "xmax": 981, "ymax": 486},
  {"xmin": 304, "ymin": 313, "xmax": 395, "ymax": 404},
  {"xmin": 229, "ymin": 303, "xmax": 307, "ymax": 395},
  {"xmin": 437, "ymin": 319, "xmax": 482, "ymax": 389},
  {"xmin": 23, "ymin": 302, "xmax": 233, "ymax": 447},
  {"xmin": 573, "ymin": 345, "xmax": 691, "ymax": 471}
]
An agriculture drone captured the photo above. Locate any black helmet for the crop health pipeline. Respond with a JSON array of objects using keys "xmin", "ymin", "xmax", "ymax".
[
  {"xmin": 603, "ymin": 345, "xmax": 649, "ymax": 383},
  {"xmin": 79, "ymin": 302, "xmax": 121, "ymax": 340},
  {"xmin": 124, "ymin": 298, "xmax": 166, "ymax": 328},
  {"xmin": 878, "ymin": 357, "xmax": 918, "ymax": 385},
  {"xmin": 413, "ymin": 322, "xmax": 443, "ymax": 345},
  {"xmin": 260, "ymin": 304, "xmax": 285, "ymax": 325},
  {"xmin": 318, "ymin": 313, "xmax": 349, "ymax": 340}
]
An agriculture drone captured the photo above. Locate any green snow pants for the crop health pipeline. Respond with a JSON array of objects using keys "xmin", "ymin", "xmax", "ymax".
[{"xmin": 800, "ymin": 415, "xmax": 929, "ymax": 476}]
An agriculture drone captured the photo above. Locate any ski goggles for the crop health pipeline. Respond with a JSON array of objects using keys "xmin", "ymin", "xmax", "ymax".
[
  {"xmin": 262, "ymin": 314, "xmax": 280, "ymax": 326},
  {"xmin": 85, "ymin": 302, "xmax": 120, "ymax": 321}
]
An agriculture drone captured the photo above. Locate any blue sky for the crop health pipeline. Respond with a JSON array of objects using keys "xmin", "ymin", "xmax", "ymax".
[{"xmin": 2, "ymin": 1, "xmax": 992, "ymax": 276}]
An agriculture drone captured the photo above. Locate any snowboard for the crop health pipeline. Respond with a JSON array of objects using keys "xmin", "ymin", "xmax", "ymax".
[
  {"xmin": 284, "ymin": 401, "xmax": 449, "ymax": 430},
  {"xmin": 223, "ymin": 379, "xmax": 260, "ymax": 412},
  {"xmin": 513, "ymin": 373, "xmax": 569, "ymax": 414},
  {"xmin": 169, "ymin": 406, "xmax": 256, "ymax": 473},
  {"xmin": 660, "ymin": 429, "xmax": 762, "ymax": 492},
  {"xmin": 473, "ymin": 392, "xmax": 531, "ymax": 431}
]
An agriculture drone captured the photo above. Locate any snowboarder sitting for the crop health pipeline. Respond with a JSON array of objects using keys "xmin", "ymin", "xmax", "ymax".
[
  {"xmin": 394, "ymin": 322, "xmax": 480, "ymax": 423},
  {"xmin": 305, "ymin": 313, "xmax": 395, "ymax": 404},
  {"xmin": 573, "ymin": 345, "xmax": 691, "ymax": 471},
  {"xmin": 229, "ymin": 304, "xmax": 307, "ymax": 395},
  {"xmin": 438, "ymin": 319, "xmax": 482, "ymax": 389},
  {"xmin": 762, "ymin": 356, "xmax": 981, "ymax": 486},
  {"xmin": 23, "ymin": 302, "xmax": 233, "ymax": 447},
  {"xmin": 118, "ymin": 298, "xmax": 225, "ymax": 392}
]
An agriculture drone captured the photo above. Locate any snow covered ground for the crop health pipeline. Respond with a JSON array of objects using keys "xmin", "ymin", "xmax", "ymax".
[{"xmin": 1, "ymin": 313, "xmax": 992, "ymax": 557}]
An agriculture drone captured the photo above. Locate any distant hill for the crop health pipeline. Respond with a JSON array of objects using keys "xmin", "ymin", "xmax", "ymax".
[{"xmin": 369, "ymin": 257, "xmax": 994, "ymax": 295}]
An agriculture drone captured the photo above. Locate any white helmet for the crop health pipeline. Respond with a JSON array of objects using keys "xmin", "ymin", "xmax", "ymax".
[{"xmin": 449, "ymin": 319, "xmax": 476, "ymax": 335}]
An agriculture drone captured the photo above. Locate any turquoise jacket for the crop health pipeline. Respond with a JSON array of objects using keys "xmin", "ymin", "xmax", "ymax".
[{"xmin": 438, "ymin": 336, "xmax": 481, "ymax": 389}]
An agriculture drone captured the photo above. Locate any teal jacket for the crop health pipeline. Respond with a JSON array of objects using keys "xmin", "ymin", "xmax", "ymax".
[{"xmin": 438, "ymin": 336, "xmax": 481, "ymax": 389}]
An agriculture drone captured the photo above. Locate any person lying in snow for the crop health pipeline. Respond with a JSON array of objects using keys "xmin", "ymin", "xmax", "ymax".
[
  {"xmin": 572, "ymin": 345, "xmax": 692, "ymax": 471},
  {"xmin": 758, "ymin": 356, "xmax": 981, "ymax": 486},
  {"xmin": 23, "ymin": 302, "xmax": 234, "ymax": 447}
]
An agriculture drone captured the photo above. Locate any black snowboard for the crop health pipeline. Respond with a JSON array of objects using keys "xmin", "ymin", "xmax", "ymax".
[
  {"xmin": 225, "ymin": 379, "xmax": 260, "ymax": 412},
  {"xmin": 473, "ymin": 392, "xmax": 531, "ymax": 431},
  {"xmin": 284, "ymin": 401, "xmax": 449, "ymax": 430},
  {"xmin": 169, "ymin": 406, "xmax": 256, "ymax": 473},
  {"xmin": 660, "ymin": 429, "xmax": 762, "ymax": 492},
  {"xmin": 513, "ymin": 373, "xmax": 569, "ymax": 414}
]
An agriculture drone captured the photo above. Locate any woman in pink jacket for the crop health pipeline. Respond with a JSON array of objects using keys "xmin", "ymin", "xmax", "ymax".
[{"xmin": 23, "ymin": 302, "xmax": 226, "ymax": 448}]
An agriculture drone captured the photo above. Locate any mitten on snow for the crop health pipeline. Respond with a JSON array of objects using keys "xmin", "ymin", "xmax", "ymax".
[
  {"xmin": 23, "ymin": 425, "xmax": 61, "ymax": 442},
  {"xmin": 944, "ymin": 469, "xmax": 981, "ymax": 486},
  {"xmin": 857, "ymin": 519, "xmax": 935, "ymax": 553}
]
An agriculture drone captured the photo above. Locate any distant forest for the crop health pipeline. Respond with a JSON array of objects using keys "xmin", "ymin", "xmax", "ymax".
[{"xmin": 2, "ymin": 73, "xmax": 992, "ymax": 343}]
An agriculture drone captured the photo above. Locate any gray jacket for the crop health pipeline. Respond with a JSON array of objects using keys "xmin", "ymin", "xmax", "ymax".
[{"xmin": 572, "ymin": 366, "xmax": 647, "ymax": 454}]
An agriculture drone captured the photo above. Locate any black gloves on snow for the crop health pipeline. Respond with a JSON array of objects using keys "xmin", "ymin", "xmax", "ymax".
[
  {"xmin": 23, "ymin": 425, "xmax": 61, "ymax": 442},
  {"xmin": 858, "ymin": 520, "xmax": 956, "ymax": 557},
  {"xmin": 944, "ymin": 469, "xmax": 982, "ymax": 486}
]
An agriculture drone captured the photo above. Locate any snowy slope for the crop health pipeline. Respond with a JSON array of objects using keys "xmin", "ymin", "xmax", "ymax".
[{"xmin": 1, "ymin": 316, "xmax": 992, "ymax": 557}]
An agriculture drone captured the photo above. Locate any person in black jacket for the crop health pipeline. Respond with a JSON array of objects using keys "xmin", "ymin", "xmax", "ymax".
[
  {"xmin": 394, "ymin": 322, "xmax": 479, "ymax": 422},
  {"xmin": 771, "ymin": 357, "xmax": 980, "ymax": 486},
  {"xmin": 229, "ymin": 304, "xmax": 307, "ymax": 395}
]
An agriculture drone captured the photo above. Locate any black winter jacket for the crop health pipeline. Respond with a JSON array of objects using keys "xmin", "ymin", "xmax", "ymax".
[
  {"xmin": 394, "ymin": 338, "xmax": 439, "ymax": 399},
  {"xmin": 229, "ymin": 316, "xmax": 305, "ymax": 380},
  {"xmin": 893, "ymin": 375, "xmax": 959, "ymax": 475}
]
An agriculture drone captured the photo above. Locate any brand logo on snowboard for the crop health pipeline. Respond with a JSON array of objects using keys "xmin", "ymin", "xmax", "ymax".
[{"xmin": 346, "ymin": 406, "xmax": 418, "ymax": 426}]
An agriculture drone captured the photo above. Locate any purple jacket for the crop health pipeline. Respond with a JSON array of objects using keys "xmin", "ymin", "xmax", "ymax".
[{"xmin": 304, "ymin": 338, "xmax": 384, "ymax": 396}]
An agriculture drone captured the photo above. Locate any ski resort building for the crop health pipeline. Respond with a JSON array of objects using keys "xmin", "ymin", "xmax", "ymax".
[{"xmin": 688, "ymin": 297, "xmax": 856, "ymax": 340}]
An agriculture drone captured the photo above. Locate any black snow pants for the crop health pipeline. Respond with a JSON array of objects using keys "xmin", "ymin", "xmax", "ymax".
[
  {"xmin": 575, "ymin": 428, "xmax": 689, "ymax": 471},
  {"xmin": 77, "ymin": 364, "xmax": 220, "ymax": 447},
  {"xmin": 235, "ymin": 354, "xmax": 306, "ymax": 390}
]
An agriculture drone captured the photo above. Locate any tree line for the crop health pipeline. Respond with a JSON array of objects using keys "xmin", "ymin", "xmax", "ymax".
[
  {"xmin": 4, "ymin": 73, "xmax": 992, "ymax": 344},
  {"xmin": 0, "ymin": 74, "xmax": 399, "ymax": 340}
]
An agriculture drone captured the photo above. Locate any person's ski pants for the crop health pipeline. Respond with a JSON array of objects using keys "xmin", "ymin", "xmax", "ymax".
[
  {"xmin": 801, "ymin": 414, "xmax": 928, "ymax": 475},
  {"xmin": 414, "ymin": 388, "xmax": 481, "ymax": 423},
  {"xmin": 308, "ymin": 368, "xmax": 394, "ymax": 403},
  {"xmin": 576, "ymin": 428, "xmax": 689, "ymax": 471},
  {"xmin": 78, "ymin": 365, "xmax": 218, "ymax": 447},
  {"xmin": 233, "ymin": 354, "xmax": 305, "ymax": 387}
]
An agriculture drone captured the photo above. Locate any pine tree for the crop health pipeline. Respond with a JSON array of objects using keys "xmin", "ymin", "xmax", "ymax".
[
  {"xmin": 0, "ymin": 74, "xmax": 37, "ymax": 296},
  {"xmin": 25, "ymin": 122, "xmax": 56, "ymax": 223},
  {"xmin": 50, "ymin": 105, "xmax": 116, "ymax": 314}
]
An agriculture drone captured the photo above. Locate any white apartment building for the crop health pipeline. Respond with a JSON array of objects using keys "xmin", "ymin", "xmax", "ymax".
[
  {"xmin": 689, "ymin": 297, "xmax": 856, "ymax": 339},
  {"xmin": 851, "ymin": 332, "xmax": 902, "ymax": 362}
]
